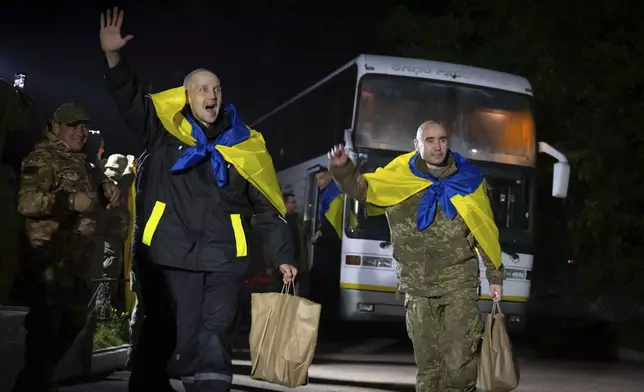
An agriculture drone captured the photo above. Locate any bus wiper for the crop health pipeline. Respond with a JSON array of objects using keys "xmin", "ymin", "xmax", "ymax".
[{"xmin": 379, "ymin": 241, "xmax": 391, "ymax": 249}]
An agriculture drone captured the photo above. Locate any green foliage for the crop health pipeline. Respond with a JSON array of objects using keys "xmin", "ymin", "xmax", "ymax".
[
  {"xmin": 379, "ymin": 0, "xmax": 644, "ymax": 316},
  {"xmin": 93, "ymin": 309, "xmax": 130, "ymax": 350}
]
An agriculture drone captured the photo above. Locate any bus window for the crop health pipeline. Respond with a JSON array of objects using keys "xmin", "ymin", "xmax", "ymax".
[
  {"xmin": 344, "ymin": 197, "xmax": 390, "ymax": 241},
  {"xmin": 353, "ymin": 74, "xmax": 536, "ymax": 167},
  {"xmin": 342, "ymin": 152, "xmax": 397, "ymax": 241}
]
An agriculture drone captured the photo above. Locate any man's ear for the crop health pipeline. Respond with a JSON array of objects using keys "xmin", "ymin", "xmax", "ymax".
[
  {"xmin": 51, "ymin": 121, "xmax": 61, "ymax": 136},
  {"xmin": 413, "ymin": 138, "xmax": 419, "ymax": 151}
]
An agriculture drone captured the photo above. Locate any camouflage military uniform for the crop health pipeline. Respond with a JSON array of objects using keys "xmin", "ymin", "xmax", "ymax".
[
  {"xmin": 331, "ymin": 152, "xmax": 504, "ymax": 392},
  {"xmin": 98, "ymin": 155, "xmax": 132, "ymax": 315},
  {"xmin": 12, "ymin": 105, "xmax": 115, "ymax": 392}
]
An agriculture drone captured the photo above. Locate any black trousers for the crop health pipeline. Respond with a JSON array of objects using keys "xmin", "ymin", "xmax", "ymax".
[
  {"xmin": 129, "ymin": 262, "xmax": 244, "ymax": 392},
  {"xmin": 12, "ymin": 277, "xmax": 91, "ymax": 392}
]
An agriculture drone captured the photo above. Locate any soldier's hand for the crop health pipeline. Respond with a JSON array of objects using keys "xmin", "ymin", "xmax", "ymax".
[
  {"xmin": 279, "ymin": 264, "xmax": 298, "ymax": 284},
  {"xmin": 490, "ymin": 284, "xmax": 503, "ymax": 302},
  {"xmin": 100, "ymin": 7, "xmax": 133, "ymax": 54},
  {"xmin": 73, "ymin": 192, "xmax": 94, "ymax": 213},
  {"xmin": 328, "ymin": 144, "xmax": 350, "ymax": 167}
]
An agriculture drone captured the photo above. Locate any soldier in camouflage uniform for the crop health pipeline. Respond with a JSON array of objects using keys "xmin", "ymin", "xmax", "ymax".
[
  {"xmin": 328, "ymin": 121, "xmax": 504, "ymax": 392},
  {"xmin": 99, "ymin": 153, "xmax": 133, "ymax": 315},
  {"xmin": 12, "ymin": 103, "xmax": 121, "ymax": 392}
]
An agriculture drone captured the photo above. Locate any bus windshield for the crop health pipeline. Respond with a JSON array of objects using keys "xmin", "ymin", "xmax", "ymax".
[{"xmin": 354, "ymin": 74, "xmax": 536, "ymax": 167}]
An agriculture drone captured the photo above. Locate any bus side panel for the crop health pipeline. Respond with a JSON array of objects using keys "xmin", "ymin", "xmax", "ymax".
[{"xmin": 277, "ymin": 154, "xmax": 328, "ymax": 212}]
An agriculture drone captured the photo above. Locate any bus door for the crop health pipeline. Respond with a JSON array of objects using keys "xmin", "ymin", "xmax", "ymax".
[{"xmin": 302, "ymin": 165, "xmax": 325, "ymax": 270}]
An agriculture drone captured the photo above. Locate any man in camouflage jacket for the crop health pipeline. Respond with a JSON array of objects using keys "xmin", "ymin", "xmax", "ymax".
[
  {"xmin": 100, "ymin": 153, "xmax": 133, "ymax": 314},
  {"xmin": 12, "ymin": 103, "xmax": 120, "ymax": 392},
  {"xmin": 328, "ymin": 121, "xmax": 504, "ymax": 392}
]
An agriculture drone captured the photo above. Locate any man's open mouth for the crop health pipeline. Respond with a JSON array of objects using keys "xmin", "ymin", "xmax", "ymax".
[{"xmin": 205, "ymin": 104, "xmax": 217, "ymax": 113}]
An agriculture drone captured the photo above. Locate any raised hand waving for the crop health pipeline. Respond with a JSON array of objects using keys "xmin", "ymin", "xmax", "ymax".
[{"xmin": 100, "ymin": 6, "xmax": 134, "ymax": 54}]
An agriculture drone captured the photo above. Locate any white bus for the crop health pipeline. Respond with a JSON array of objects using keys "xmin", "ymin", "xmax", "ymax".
[{"xmin": 251, "ymin": 54, "xmax": 570, "ymax": 330}]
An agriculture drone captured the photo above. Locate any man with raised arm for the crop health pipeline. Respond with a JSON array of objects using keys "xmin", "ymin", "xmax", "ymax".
[
  {"xmin": 328, "ymin": 121, "xmax": 504, "ymax": 392},
  {"xmin": 99, "ymin": 7, "xmax": 297, "ymax": 392}
]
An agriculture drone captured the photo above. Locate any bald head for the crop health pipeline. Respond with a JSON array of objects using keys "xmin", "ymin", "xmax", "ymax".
[
  {"xmin": 183, "ymin": 69, "xmax": 218, "ymax": 90},
  {"xmin": 184, "ymin": 68, "xmax": 222, "ymax": 125},
  {"xmin": 413, "ymin": 120, "xmax": 448, "ymax": 165},
  {"xmin": 415, "ymin": 120, "xmax": 445, "ymax": 140}
]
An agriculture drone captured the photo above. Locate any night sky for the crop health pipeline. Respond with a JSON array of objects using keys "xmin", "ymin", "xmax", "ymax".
[{"xmin": 0, "ymin": 0, "xmax": 393, "ymax": 165}]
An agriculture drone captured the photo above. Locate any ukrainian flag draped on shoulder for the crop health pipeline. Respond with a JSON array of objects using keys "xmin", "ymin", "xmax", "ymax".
[
  {"xmin": 363, "ymin": 151, "xmax": 502, "ymax": 269},
  {"xmin": 147, "ymin": 86, "xmax": 286, "ymax": 216}
]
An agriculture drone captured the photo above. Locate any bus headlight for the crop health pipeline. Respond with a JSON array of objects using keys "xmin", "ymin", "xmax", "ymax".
[
  {"xmin": 362, "ymin": 256, "xmax": 393, "ymax": 268},
  {"xmin": 505, "ymin": 268, "xmax": 528, "ymax": 280}
]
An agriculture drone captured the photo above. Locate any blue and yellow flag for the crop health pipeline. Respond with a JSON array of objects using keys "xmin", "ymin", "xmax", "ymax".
[
  {"xmin": 123, "ymin": 87, "xmax": 288, "ymax": 314},
  {"xmin": 148, "ymin": 87, "xmax": 286, "ymax": 216},
  {"xmin": 318, "ymin": 180, "xmax": 380, "ymax": 238},
  {"xmin": 363, "ymin": 151, "xmax": 501, "ymax": 268},
  {"xmin": 318, "ymin": 180, "xmax": 345, "ymax": 239}
]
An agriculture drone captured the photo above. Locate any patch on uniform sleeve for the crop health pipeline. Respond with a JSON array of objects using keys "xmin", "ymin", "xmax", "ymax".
[{"xmin": 22, "ymin": 166, "xmax": 41, "ymax": 175}]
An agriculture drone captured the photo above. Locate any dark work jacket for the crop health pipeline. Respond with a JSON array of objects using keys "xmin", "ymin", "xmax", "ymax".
[{"xmin": 104, "ymin": 59, "xmax": 294, "ymax": 274}]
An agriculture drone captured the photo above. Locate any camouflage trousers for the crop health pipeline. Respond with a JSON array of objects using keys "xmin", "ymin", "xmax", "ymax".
[
  {"xmin": 12, "ymin": 273, "xmax": 92, "ymax": 392},
  {"xmin": 96, "ymin": 240, "xmax": 125, "ymax": 318},
  {"xmin": 405, "ymin": 290, "xmax": 482, "ymax": 392}
]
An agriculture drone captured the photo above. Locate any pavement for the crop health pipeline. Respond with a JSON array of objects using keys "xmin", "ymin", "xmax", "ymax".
[{"xmin": 58, "ymin": 323, "xmax": 644, "ymax": 392}]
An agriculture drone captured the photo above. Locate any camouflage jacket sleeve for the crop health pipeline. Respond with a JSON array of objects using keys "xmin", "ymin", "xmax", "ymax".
[
  {"xmin": 101, "ymin": 180, "xmax": 120, "ymax": 205},
  {"xmin": 329, "ymin": 161, "xmax": 368, "ymax": 203},
  {"xmin": 94, "ymin": 165, "xmax": 117, "ymax": 199},
  {"xmin": 474, "ymin": 239, "xmax": 504, "ymax": 285},
  {"xmin": 17, "ymin": 152, "xmax": 73, "ymax": 217},
  {"xmin": 89, "ymin": 163, "xmax": 118, "ymax": 207},
  {"xmin": 105, "ymin": 206, "xmax": 131, "ymax": 241}
]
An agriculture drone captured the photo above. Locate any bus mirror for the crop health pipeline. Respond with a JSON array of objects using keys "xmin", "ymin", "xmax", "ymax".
[
  {"xmin": 343, "ymin": 128, "xmax": 359, "ymax": 164},
  {"xmin": 343, "ymin": 128, "xmax": 353, "ymax": 149},
  {"xmin": 552, "ymin": 162, "xmax": 570, "ymax": 198},
  {"xmin": 538, "ymin": 141, "xmax": 570, "ymax": 199}
]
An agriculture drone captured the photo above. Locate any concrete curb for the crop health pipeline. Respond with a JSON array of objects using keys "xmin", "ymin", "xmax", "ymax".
[{"xmin": 89, "ymin": 344, "xmax": 129, "ymax": 376}]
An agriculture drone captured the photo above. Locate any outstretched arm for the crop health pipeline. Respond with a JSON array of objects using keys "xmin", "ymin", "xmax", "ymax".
[
  {"xmin": 100, "ymin": 7, "xmax": 162, "ymax": 148},
  {"xmin": 328, "ymin": 144, "xmax": 369, "ymax": 203}
]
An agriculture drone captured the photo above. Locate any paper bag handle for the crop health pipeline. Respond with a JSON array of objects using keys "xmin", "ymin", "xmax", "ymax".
[
  {"xmin": 280, "ymin": 280, "xmax": 298, "ymax": 296},
  {"xmin": 491, "ymin": 300, "xmax": 504, "ymax": 316}
]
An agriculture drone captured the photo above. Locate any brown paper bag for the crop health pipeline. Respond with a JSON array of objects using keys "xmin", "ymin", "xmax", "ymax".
[
  {"xmin": 477, "ymin": 301, "xmax": 520, "ymax": 392},
  {"xmin": 249, "ymin": 283, "xmax": 321, "ymax": 388}
]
